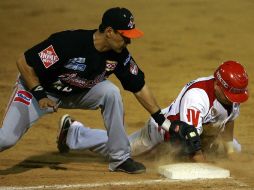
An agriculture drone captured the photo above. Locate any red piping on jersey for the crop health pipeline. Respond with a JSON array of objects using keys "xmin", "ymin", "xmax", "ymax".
[{"xmin": 187, "ymin": 78, "xmax": 216, "ymax": 110}]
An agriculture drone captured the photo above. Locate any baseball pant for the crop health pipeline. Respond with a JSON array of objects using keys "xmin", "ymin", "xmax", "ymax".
[{"xmin": 0, "ymin": 77, "xmax": 130, "ymax": 171}]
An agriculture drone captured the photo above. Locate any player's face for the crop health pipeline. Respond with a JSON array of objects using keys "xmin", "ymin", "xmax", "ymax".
[
  {"xmin": 106, "ymin": 28, "xmax": 131, "ymax": 53},
  {"xmin": 214, "ymin": 82, "xmax": 233, "ymax": 105}
]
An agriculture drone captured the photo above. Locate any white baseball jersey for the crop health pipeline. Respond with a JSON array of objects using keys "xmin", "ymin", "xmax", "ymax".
[
  {"xmin": 128, "ymin": 76, "xmax": 241, "ymax": 156},
  {"xmin": 163, "ymin": 76, "xmax": 240, "ymax": 140}
]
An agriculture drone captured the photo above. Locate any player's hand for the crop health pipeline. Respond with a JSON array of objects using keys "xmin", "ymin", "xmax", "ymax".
[
  {"xmin": 170, "ymin": 120, "xmax": 201, "ymax": 154},
  {"xmin": 38, "ymin": 98, "xmax": 58, "ymax": 112}
]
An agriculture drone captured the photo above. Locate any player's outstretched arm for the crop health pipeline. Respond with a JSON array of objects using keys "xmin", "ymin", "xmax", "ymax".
[
  {"xmin": 134, "ymin": 84, "xmax": 161, "ymax": 114},
  {"xmin": 221, "ymin": 121, "xmax": 241, "ymax": 160},
  {"xmin": 134, "ymin": 84, "xmax": 172, "ymax": 131}
]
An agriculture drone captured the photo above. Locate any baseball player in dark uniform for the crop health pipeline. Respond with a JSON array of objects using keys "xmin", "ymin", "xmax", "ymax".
[{"xmin": 0, "ymin": 7, "xmax": 200, "ymax": 174}]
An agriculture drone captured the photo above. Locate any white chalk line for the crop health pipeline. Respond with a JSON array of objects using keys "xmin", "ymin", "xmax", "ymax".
[
  {"xmin": 230, "ymin": 178, "xmax": 249, "ymax": 187},
  {"xmin": 0, "ymin": 178, "xmax": 249, "ymax": 190},
  {"xmin": 0, "ymin": 179, "xmax": 176, "ymax": 190}
]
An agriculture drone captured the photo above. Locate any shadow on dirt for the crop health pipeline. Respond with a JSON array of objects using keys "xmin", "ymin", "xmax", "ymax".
[{"xmin": 0, "ymin": 151, "xmax": 105, "ymax": 175}]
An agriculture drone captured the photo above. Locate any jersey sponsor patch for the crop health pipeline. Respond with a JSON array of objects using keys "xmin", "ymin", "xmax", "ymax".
[
  {"xmin": 105, "ymin": 60, "xmax": 118, "ymax": 71},
  {"xmin": 14, "ymin": 90, "xmax": 32, "ymax": 106},
  {"xmin": 38, "ymin": 45, "xmax": 59, "ymax": 68},
  {"xmin": 65, "ymin": 58, "xmax": 87, "ymax": 71},
  {"xmin": 186, "ymin": 108, "xmax": 200, "ymax": 127},
  {"xmin": 129, "ymin": 59, "xmax": 138, "ymax": 75}
]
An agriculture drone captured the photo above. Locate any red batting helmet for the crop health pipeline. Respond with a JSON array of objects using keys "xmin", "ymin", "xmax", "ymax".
[{"xmin": 214, "ymin": 60, "xmax": 249, "ymax": 103}]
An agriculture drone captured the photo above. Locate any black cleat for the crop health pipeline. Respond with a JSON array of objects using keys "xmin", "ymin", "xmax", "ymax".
[
  {"xmin": 115, "ymin": 158, "xmax": 146, "ymax": 174},
  {"xmin": 57, "ymin": 114, "xmax": 72, "ymax": 153}
]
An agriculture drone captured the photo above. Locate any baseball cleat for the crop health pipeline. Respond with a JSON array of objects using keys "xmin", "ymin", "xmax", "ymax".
[
  {"xmin": 57, "ymin": 114, "xmax": 72, "ymax": 154},
  {"xmin": 114, "ymin": 158, "xmax": 146, "ymax": 174}
]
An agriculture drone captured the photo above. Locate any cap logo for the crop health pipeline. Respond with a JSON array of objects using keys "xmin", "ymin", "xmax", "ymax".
[{"xmin": 128, "ymin": 16, "xmax": 135, "ymax": 29}]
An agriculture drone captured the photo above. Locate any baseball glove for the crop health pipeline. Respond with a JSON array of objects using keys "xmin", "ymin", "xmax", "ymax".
[{"xmin": 170, "ymin": 120, "xmax": 201, "ymax": 155}]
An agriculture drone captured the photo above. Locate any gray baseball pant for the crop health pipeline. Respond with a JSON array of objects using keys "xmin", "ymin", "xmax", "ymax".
[{"xmin": 0, "ymin": 77, "xmax": 130, "ymax": 171}]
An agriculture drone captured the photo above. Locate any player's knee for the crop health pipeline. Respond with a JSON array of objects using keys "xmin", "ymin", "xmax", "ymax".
[
  {"xmin": 0, "ymin": 134, "xmax": 18, "ymax": 151},
  {"xmin": 103, "ymin": 84, "xmax": 121, "ymax": 102}
]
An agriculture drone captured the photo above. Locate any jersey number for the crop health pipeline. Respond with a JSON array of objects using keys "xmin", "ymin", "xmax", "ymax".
[{"xmin": 186, "ymin": 109, "xmax": 200, "ymax": 127}]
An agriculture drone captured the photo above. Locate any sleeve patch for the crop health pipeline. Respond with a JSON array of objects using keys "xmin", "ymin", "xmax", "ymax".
[
  {"xmin": 38, "ymin": 45, "xmax": 59, "ymax": 68},
  {"xmin": 129, "ymin": 59, "xmax": 138, "ymax": 75},
  {"xmin": 105, "ymin": 60, "xmax": 118, "ymax": 71}
]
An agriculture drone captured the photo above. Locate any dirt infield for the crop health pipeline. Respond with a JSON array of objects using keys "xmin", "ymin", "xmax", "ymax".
[{"xmin": 0, "ymin": 0, "xmax": 254, "ymax": 189}]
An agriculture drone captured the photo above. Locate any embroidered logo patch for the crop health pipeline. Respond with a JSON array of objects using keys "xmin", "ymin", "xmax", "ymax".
[
  {"xmin": 14, "ymin": 90, "xmax": 32, "ymax": 105},
  {"xmin": 129, "ymin": 59, "xmax": 138, "ymax": 75},
  {"xmin": 38, "ymin": 45, "xmax": 59, "ymax": 68},
  {"xmin": 105, "ymin": 60, "xmax": 118, "ymax": 71},
  {"xmin": 128, "ymin": 16, "xmax": 135, "ymax": 29},
  {"xmin": 65, "ymin": 57, "xmax": 87, "ymax": 71}
]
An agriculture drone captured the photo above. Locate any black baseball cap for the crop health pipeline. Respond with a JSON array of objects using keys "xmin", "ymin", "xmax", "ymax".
[{"xmin": 100, "ymin": 7, "xmax": 144, "ymax": 39}]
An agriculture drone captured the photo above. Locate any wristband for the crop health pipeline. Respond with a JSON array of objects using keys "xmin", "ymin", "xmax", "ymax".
[
  {"xmin": 151, "ymin": 110, "xmax": 171, "ymax": 131},
  {"xmin": 30, "ymin": 85, "xmax": 47, "ymax": 101},
  {"xmin": 151, "ymin": 110, "xmax": 165, "ymax": 126}
]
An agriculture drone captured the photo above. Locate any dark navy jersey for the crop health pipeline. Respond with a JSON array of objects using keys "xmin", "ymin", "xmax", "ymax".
[{"xmin": 24, "ymin": 29, "xmax": 145, "ymax": 95}]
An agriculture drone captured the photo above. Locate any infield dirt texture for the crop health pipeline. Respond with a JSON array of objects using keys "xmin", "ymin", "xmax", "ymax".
[{"xmin": 0, "ymin": 1, "xmax": 254, "ymax": 189}]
